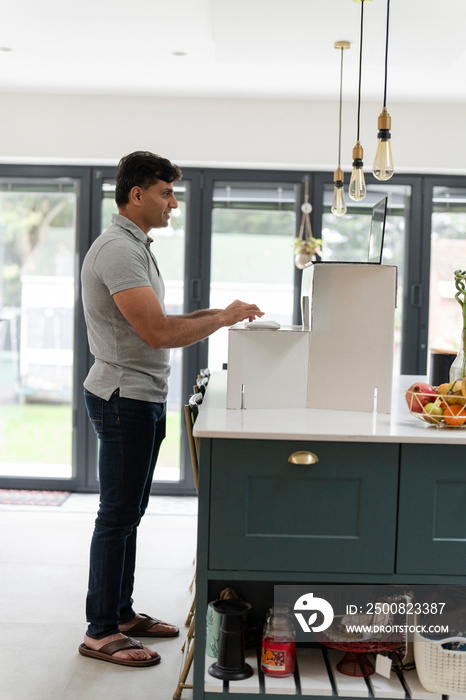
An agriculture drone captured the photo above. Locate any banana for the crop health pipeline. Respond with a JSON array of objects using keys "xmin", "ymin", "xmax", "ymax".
[
  {"xmin": 437, "ymin": 383, "xmax": 450, "ymax": 395},
  {"xmin": 444, "ymin": 396, "xmax": 466, "ymax": 406},
  {"xmin": 437, "ymin": 380, "xmax": 466, "ymax": 405},
  {"xmin": 438, "ymin": 380, "xmax": 463, "ymax": 395}
]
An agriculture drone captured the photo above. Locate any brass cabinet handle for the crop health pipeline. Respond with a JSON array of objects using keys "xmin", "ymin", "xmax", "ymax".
[{"xmin": 288, "ymin": 450, "xmax": 319, "ymax": 465}]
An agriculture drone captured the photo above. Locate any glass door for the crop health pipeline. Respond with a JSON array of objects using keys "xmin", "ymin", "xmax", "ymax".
[
  {"xmin": 97, "ymin": 177, "xmax": 189, "ymax": 486},
  {"xmin": 0, "ymin": 173, "xmax": 85, "ymax": 486},
  {"xmin": 207, "ymin": 179, "xmax": 300, "ymax": 369},
  {"xmin": 428, "ymin": 185, "xmax": 466, "ymax": 354}
]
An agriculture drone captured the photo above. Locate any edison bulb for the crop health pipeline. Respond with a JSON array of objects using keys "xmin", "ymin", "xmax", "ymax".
[
  {"xmin": 348, "ymin": 140, "xmax": 366, "ymax": 202},
  {"xmin": 373, "ymin": 134, "xmax": 394, "ymax": 181},
  {"xmin": 373, "ymin": 109, "xmax": 394, "ymax": 181},
  {"xmin": 332, "ymin": 184, "xmax": 347, "ymax": 216},
  {"xmin": 349, "ymin": 166, "xmax": 366, "ymax": 202}
]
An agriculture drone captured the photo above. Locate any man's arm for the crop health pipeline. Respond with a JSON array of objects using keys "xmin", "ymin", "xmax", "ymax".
[
  {"xmin": 113, "ymin": 286, "xmax": 263, "ymax": 349},
  {"xmin": 167, "ymin": 308, "xmax": 222, "ymax": 320}
]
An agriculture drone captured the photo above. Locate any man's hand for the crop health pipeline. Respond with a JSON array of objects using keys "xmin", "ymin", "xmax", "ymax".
[{"xmin": 221, "ymin": 300, "xmax": 264, "ymax": 326}]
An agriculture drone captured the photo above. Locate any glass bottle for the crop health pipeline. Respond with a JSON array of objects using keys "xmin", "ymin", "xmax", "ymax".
[
  {"xmin": 449, "ymin": 345, "xmax": 466, "ymax": 382},
  {"xmin": 449, "ymin": 321, "xmax": 466, "ymax": 381},
  {"xmin": 261, "ymin": 604, "xmax": 296, "ymax": 677}
]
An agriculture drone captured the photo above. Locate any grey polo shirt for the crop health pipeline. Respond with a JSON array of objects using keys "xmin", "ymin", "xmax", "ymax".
[{"xmin": 81, "ymin": 213, "xmax": 170, "ymax": 402}]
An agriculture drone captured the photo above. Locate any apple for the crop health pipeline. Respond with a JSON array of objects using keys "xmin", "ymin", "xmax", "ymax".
[
  {"xmin": 405, "ymin": 382, "xmax": 436, "ymax": 413},
  {"xmin": 423, "ymin": 402, "xmax": 444, "ymax": 424}
]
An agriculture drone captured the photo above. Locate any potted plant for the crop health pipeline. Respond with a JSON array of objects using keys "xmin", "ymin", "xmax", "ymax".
[{"xmin": 294, "ymin": 236, "xmax": 322, "ymax": 270}]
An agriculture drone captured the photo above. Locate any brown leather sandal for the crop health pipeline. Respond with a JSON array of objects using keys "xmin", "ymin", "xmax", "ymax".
[
  {"xmin": 78, "ymin": 636, "xmax": 161, "ymax": 667},
  {"xmin": 121, "ymin": 613, "xmax": 180, "ymax": 638}
]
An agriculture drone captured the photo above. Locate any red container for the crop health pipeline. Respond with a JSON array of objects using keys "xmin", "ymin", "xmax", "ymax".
[
  {"xmin": 261, "ymin": 636, "xmax": 295, "ymax": 677},
  {"xmin": 261, "ymin": 604, "xmax": 296, "ymax": 677}
]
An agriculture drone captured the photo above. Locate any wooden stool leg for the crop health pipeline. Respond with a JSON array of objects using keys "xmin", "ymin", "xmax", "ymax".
[
  {"xmin": 181, "ymin": 614, "xmax": 195, "ymax": 652},
  {"xmin": 189, "ymin": 561, "xmax": 196, "ymax": 592},
  {"xmin": 184, "ymin": 593, "xmax": 195, "ymax": 627},
  {"xmin": 173, "ymin": 640, "xmax": 194, "ymax": 700}
]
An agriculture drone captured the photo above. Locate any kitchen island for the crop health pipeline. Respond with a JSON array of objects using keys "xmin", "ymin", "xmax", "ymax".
[{"xmin": 191, "ymin": 372, "xmax": 466, "ymax": 699}]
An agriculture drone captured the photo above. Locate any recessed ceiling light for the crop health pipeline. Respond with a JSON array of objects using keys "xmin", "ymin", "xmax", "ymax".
[{"xmin": 171, "ymin": 50, "xmax": 187, "ymax": 57}]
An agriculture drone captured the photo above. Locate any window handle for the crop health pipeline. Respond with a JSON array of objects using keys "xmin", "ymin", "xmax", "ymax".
[
  {"xmin": 410, "ymin": 284, "xmax": 422, "ymax": 307},
  {"xmin": 190, "ymin": 279, "xmax": 202, "ymax": 302}
]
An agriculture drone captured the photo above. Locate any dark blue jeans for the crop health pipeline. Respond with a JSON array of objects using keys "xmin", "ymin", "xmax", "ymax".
[{"xmin": 84, "ymin": 389, "xmax": 166, "ymax": 639}]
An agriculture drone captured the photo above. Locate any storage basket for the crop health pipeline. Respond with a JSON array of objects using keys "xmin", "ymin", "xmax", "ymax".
[{"xmin": 414, "ymin": 629, "xmax": 466, "ymax": 695}]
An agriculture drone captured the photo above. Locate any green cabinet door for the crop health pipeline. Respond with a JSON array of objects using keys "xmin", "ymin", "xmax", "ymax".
[
  {"xmin": 397, "ymin": 443, "xmax": 466, "ymax": 575},
  {"xmin": 209, "ymin": 439, "xmax": 399, "ymax": 574}
]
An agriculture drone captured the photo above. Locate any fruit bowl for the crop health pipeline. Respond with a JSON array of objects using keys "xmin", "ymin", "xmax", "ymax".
[{"xmin": 405, "ymin": 381, "xmax": 466, "ymax": 428}]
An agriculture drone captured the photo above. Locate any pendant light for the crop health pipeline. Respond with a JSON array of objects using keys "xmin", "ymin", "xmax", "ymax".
[
  {"xmin": 349, "ymin": 0, "xmax": 370, "ymax": 202},
  {"xmin": 332, "ymin": 41, "xmax": 350, "ymax": 217},
  {"xmin": 372, "ymin": 0, "xmax": 394, "ymax": 180}
]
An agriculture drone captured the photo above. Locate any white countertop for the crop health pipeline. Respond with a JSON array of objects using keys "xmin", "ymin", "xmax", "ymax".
[{"xmin": 193, "ymin": 372, "xmax": 466, "ymax": 444}]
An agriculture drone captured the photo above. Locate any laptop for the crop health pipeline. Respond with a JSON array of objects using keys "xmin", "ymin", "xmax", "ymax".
[
  {"xmin": 314, "ymin": 196, "xmax": 388, "ymax": 265},
  {"xmin": 367, "ymin": 197, "xmax": 388, "ymax": 264}
]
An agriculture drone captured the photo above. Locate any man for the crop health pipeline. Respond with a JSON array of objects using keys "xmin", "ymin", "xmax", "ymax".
[{"xmin": 78, "ymin": 151, "xmax": 263, "ymax": 667}]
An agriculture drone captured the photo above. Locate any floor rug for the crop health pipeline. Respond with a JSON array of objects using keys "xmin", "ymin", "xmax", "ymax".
[{"xmin": 0, "ymin": 489, "xmax": 70, "ymax": 506}]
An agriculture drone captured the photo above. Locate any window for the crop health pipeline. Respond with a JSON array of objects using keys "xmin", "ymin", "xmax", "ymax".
[
  {"xmin": 208, "ymin": 180, "xmax": 299, "ymax": 369},
  {"xmin": 0, "ymin": 176, "xmax": 80, "ymax": 482},
  {"xmin": 428, "ymin": 186, "xmax": 466, "ymax": 353}
]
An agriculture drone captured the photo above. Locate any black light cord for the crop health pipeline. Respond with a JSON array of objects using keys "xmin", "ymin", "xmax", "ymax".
[
  {"xmin": 383, "ymin": 0, "xmax": 391, "ymax": 108},
  {"xmin": 356, "ymin": 0, "xmax": 365, "ymax": 142},
  {"xmin": 337, "ymin": 47, "xmax": 344, "ymax": 167}
]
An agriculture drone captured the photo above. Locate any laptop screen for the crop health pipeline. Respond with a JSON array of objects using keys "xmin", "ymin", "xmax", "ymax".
[
  {"xmin": 308, "ymin": 195, "xmax": 388, "ymax": 265},
  {"xmin": 367, "ymin": 197, "xmax": 388, "ymax": 264}
]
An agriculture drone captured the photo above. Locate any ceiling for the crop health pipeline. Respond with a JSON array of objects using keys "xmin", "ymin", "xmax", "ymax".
[{"xmin": 0, "ymin": 0, "xmax": 464, "ymax": 104}]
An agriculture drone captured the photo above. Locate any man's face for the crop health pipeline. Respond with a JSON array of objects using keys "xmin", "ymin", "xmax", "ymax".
[{"xmin": 139, "ymin": 179, "xmax": 178, "ymax": 230}]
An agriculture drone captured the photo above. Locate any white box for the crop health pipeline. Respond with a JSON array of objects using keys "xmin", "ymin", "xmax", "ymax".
[
  {"xmin": 304, "ymin": 263, "xmax": 397, "ymax": 413},
  {"xmin": 226, "ymin": 263, "xmax": 397, "ymax": 413},
  {"xmin": 226, "ymin": 326, "xmax": 310, "ymax": 409}
]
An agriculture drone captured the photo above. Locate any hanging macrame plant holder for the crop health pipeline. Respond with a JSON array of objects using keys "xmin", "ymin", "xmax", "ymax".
[{"xmin": 294, "ymin": 180, "xmax": 322, "ymax": 270}]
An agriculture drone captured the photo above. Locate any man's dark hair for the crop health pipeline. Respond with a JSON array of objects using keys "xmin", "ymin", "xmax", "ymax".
[{"xmin": 115, "ymin": 151, "xmax": 182, "ymax": 207}]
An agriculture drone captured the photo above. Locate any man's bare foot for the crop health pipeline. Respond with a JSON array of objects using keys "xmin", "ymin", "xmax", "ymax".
[
  {"xmin": 83, "ymin": 632, "xmax": 159, "ymax": 661},
  {"xmin": 119, "ymin": 613, "xmax": 179, "ymax": 637}
]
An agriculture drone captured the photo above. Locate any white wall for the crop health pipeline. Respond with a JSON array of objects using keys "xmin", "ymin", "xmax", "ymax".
[{"xmin": 0, "ymin": 92, "xmax": 465, "ymax": 173}]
